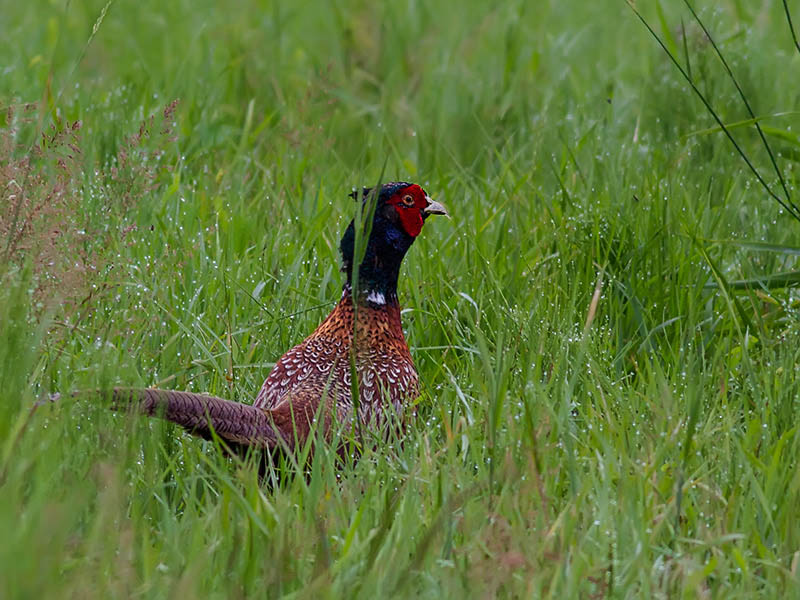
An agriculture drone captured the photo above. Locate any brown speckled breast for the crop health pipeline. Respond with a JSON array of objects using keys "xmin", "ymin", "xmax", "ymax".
[{"xmin": 254, "ymin": 289, "xmax": 419, "ymax": 434}]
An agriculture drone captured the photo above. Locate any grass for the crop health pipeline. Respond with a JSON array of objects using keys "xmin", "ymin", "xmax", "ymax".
[{"xmin": 2, "ymin": 0, "xmax": 800, "ymax": 597}]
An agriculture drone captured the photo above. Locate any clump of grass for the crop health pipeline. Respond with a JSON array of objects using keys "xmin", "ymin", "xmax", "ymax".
[
  {"xmin": 628, "ymin": 0, "xmax": 800, "ymax": 224},
  {"xmin": 0, "ymin": 100, "xmax": 179, "ymax": 321},
  {"xmin": 1, "ymin": 107, "xmax": 88, "ymax": 311}
]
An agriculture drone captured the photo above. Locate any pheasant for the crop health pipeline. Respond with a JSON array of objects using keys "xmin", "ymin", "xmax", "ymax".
[{"xmin": 60, "ymin": 182, "xmax": 447, "ymax": 456}]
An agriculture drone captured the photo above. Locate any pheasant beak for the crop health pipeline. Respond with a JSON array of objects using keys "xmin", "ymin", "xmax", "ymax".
[{"xmin": 423, "ymin": 196, "xmax": 449, "ymax": 217}]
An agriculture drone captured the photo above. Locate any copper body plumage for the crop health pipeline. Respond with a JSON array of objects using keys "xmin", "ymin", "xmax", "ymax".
[
  {"xmin": 253, "ymin": 290, "xmax": 419, "ymax": 448},
  {"xmin": 94, "ymin": 182, "xmax": 447, "ymax": 456}
]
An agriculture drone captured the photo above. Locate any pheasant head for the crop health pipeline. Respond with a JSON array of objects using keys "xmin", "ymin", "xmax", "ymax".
[{"xmin": 340, "ymin": 182, "xmax": 447, "ymax": 304}]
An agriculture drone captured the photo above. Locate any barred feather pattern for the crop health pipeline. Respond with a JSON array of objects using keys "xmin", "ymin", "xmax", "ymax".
[
  {"xmin": 59, "ymin": 290, "xmax": 419, "ymax": 453},
  {"xmin": 110, "ymin": 387, "xmax": 281, "ymax": 447},
  {"xmin": 254, "ymin": 287, "xmax": 419, "ymax": 438}
]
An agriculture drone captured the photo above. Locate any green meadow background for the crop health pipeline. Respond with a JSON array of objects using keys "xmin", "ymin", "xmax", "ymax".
[{"xmin": 2, "ymin": 0, "xmax": 800, "ymax": 597}]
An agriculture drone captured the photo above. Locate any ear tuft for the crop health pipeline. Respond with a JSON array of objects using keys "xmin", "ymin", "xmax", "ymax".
[{"xmin": 349, "ymin": 187, "xmax": 373, "ymax": 201}]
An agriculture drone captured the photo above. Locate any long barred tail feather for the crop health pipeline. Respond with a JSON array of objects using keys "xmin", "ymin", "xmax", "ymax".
[
  {"xmin": 110, "ymin": 388, "xmax": 281, "ymax": 448},
  {"xmin": 45, "ymin": 388, "xmax": 281, "ymax": 449}
]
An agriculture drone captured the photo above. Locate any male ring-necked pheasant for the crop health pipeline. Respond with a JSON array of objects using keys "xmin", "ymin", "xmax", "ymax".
[{"xmin": 84, "ymin": 182, "xmax": 447, "ymax": 454}]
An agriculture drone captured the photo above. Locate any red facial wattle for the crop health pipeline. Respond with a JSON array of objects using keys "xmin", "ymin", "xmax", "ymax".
[
  {"xmin": 398, "ymin": 207, "xmax": 424, "ymax": 237},
  {"xmin": 390, "ymin": 184, "xmax": 427, "ymax": 238}
]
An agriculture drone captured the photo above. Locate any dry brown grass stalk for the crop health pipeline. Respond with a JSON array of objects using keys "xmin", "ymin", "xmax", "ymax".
[{"xmin": 0, "ymin": 100, "xmax": 179, "ymax": 322}]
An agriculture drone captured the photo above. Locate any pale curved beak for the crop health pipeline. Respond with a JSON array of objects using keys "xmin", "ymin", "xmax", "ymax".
[{"xmin": 423, "ymin": 196, "xmax": 449, "ymax": 217}]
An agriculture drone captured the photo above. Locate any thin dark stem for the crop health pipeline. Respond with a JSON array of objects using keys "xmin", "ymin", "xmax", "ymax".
[
  {"xmin": 683, "ymin": 0, "xmax": 799, "ymax": 216},
  {"xmin": 783, "ymin": 0, "xmax": 800, "ymax": 57},
  {"xmin": 627, "ymin": 2, "xmax": 800, "ymax": 223}
]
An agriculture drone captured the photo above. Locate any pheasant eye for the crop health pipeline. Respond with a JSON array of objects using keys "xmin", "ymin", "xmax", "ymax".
[{"xmin": 401, "ymin": 194, "xmax": 415, "ymax": 207}]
